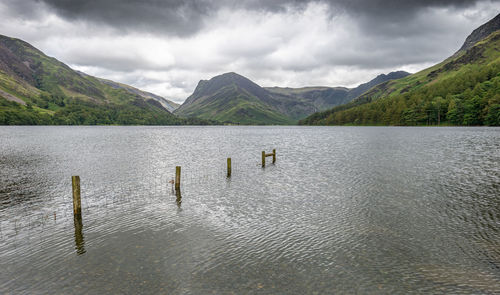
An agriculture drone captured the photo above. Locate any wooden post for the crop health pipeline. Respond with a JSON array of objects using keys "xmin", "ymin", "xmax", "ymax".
[
  {"xmin": 272, "ymin": 149, "xmax": 276, "ymax": 164},
  {"xmin": 72, "ymin": 176, "xmax": 81, "ymax": 216},
  {"xmin": 175, "ymin": 166, "xmax": 181, "ymax": 191},
  {"xmin": 262, "ymin": 151, "xmax": 265, "ymax": 167},
  {"xmin": 227, "ymin": 158, "xmax": 232, "ymax": 177},
  {"xmin": 71, "ymin": 176, "xmax": 85, "ymax": 254}
]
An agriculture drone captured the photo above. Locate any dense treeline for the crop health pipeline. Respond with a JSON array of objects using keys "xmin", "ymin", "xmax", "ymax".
[
  {"xmin": 300, "ymin": 62, "xmax": 500, "ymax": 126},
  {"xmin": 0, "ymin": 97, "xmax": 213, "ymax": 125}
]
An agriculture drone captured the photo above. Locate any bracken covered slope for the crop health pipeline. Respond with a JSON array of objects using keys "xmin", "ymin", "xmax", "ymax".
[
  {"xmin": 0, "ymin": 34, "xmax": 196, "ymax": 125},
  {"xmin": 300, "ymin": 13, "xmax": 500, "ymax": 126}
]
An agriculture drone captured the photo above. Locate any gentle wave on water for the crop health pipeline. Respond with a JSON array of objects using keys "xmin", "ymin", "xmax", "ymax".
[{"xmin": 1, "ymin": 126, "xmax": 499, "ymax": 294}]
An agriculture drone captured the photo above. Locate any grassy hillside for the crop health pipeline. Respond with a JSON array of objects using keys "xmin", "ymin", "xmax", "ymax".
[
  {"xmin": 175, "ymin": 73, "xmax": 294, "ymax": 124},
  {"xmin": 265, "ymin": 71, "xmax": 410, "ymax": 120},
  {"xmin": 176, "ymin": 71, "xmax": 409, "ymax": 124},
  {"xmin": 0, "ymin": 34, "xmax": 197, "ymax": 125},
  {"xmin": 265, "ymin": 86, "xmax": 350, "ymax": 118},
  {"xmin": 300, "ymin": 31, "xmax": 500, "ymax": 126},
  {"xmin": 176, "ymin": 83, "xmax": 293, "ymax": 124},
  {"xmin": 94, "ymin": 76, "xmax": 180, "ymax": 112}
]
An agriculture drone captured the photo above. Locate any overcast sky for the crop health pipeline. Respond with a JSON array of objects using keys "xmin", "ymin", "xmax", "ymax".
[{"xmin": 0, "ymin": 0, "xmax": 499, "ymax": 103}]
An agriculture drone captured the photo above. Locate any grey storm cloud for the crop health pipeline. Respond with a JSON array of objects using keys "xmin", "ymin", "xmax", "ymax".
[
  {"xmin": 29, "ymin": 0, "xmax": 498, "ymax": 35},
  {"xmin": 1, "ymin": 0, "xmax": 498, "ymax": 102},
  {"xmin": 37, "ymin": 0, "xmax": 214, "ymax": 35}
]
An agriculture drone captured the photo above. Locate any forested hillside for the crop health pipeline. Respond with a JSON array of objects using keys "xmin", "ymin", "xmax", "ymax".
[
  {"xmin": 0, "ymin": 35, "xmax": 202, "ymax": 125},
  {"xmin": 300, "ymin": 17, "xmax": 500, "ymax": 126}
]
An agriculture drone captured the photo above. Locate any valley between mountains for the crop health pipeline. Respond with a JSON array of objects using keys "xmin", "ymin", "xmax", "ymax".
[{"xmin": 1, "ymin": 13, "xmax": 499, "ymax": 126}]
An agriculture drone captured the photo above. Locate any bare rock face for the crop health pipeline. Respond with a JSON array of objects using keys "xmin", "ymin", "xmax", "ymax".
[
  {"xmin": 0, "ymin": 37, "xmax": 36, "ymax": 85},
  {"xmin": 457, "ymin": 13, "xmax": 500, "ymax": 53}
]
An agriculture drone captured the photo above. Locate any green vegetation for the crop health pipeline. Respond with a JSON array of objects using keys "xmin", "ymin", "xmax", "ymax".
[
  {"xmin": 300, "ymin": 31, "xmax": 500, "ymax": 126},
  {"xmin": 265, "ymin": 86, "xmax": 350, "ymax": 120},
  {"xmin": 0, "ymin": 34, "xmax": 200, "ymax": 125},
  {"xmin": 177, "ymin": 85, "xmax": 294, "ymax": 125},
  {"xmin": 175, "ymin": 71, "xmax": 407, "ymax": 124},
  {"xmin": 0, "ymin": 96, "xmax": 212, "ymax": 125},
  {"xmin": 175, "ymin": 73, "xmax": 295, "ymax": 125}
]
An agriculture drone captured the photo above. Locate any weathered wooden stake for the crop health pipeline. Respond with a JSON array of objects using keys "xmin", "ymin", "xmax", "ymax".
[
  {"xmin": 272, "ymin": 149, "xmax": 276, "ymax": 164},
  {"xmin": 262, "ymin": 151, "xmax": 266, "ymax": 167},
  {"xmin": 72, "ymin": 176, "xmax": 81, "ymax": 216},
  {"xmin": 175, "ymin": 166, "xmax": 181, "ymax": 191},
  {"xmin": 227, "ymin": 158, "xmax": 232, "ymax": 177}
]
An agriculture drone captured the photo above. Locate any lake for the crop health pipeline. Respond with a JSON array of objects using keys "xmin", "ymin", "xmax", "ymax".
[{"xmin": 1, "ymin": 126, "xmax": 499, "ymax": 294}]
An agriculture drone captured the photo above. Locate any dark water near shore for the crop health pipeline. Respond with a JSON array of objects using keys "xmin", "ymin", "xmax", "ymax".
[{"xmin": 1, "ymin": 126, "xmax": 499, "ymax": 294}]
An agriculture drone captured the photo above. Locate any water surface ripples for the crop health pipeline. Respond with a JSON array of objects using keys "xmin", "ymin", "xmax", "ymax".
[{"xmin": 1, "ymin": 126, "xmax": 499, "ymax": 294}]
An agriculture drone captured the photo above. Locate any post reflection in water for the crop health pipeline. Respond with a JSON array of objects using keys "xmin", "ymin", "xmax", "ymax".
[
  {"xmin": 73, "ymin": 214, "xmax": 85, "ymax": 255},
  {"xmin": 175, "ymin": 190, "xmax": 182, "ymax": 209},
  {"xmin": 2, "ymin": 127, "xmax": 500, "ymax": 294}
]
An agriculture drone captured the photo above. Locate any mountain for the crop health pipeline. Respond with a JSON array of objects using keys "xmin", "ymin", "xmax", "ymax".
[
  {"xmin": 456, "ymin": 13, "xmax": 500, "ymax": 53},
  {"xmin": 79, "ymin": 73, "xmax": 180, "ymax": 112},
  {"xmin": 300, "ymin": 13, "xmax": 500, "ymax": 126},
  {"xmin": 174, "ymin": 72, "xmax": 295, "ymax": 124},
  {"xmin": 265, "ymin": 86, "xmax": 350, "ymax": 116},
  {"xmin": 0, "ymin": 34, "xmax": 193, "ymax": 125},
  {"xmin": 0, "ymin": 33, "xmax": 415, "ymax": 126},
  {"xmin": 266, "ymin": 71, "xmax": 409, "ymax": 115},
  {"xmin": 0, "ymin": 32, "xmax": 408, "ymax": 126},
  {"xmin": 346, "ymin": 71, "xmax": 410, "ymax": 100},
  {"xmin": 175, "ymin": 71, "xmax": 409, "ymax": 124}
]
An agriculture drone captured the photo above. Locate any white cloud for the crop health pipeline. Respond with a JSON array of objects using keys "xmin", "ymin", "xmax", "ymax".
[{"xmin": 0, "ymin": 0, "xmax": 498, "ymax": 102}]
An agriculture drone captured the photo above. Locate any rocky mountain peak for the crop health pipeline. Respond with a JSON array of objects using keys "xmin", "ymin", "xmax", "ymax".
[{"xmin": 457, "ymin": 13, "xmax": 500, "ymax": 53}]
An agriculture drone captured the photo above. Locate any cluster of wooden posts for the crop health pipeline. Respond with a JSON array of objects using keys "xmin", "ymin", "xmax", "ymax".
[
  {"xmin": 71, "ymin": 149, "xmax": 277, "ymax": 216},
  {"xmin": 262, "ymin": 149, "xmax": 276, "ymax": 167}
]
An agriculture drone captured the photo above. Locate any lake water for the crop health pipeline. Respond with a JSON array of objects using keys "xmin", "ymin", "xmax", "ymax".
[{"xmin": 0, "ymin": 126, "xmax": 499, "ymax": 294}]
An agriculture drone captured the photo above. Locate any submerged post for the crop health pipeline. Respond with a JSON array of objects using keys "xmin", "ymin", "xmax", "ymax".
[
  {"xmin": 227, "ymin": 158, "xmax": 232, "ymax": 177},
  {"xmin": 72, "ymin": 176, "xmax": 81, "ymax": 216},
  {"xmin": 262, "ymin": 149, "xmax": 277, "ymax": 167},
  {"xmin": 73, "ymin": 214, "xmax": 85, "ymax": 255},
  {"xmin": 175, "ymin": 189, "xmax": 182, "ymax": 208},
  {"xmin": 175, "ymin": 166, "xmax": 181, "ymax": 191}
]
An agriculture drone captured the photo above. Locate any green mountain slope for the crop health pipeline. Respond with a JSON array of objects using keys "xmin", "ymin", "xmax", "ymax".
[
  {"xmin": 176, "ymin": 71, "xmax": 410, "ymax": 124},
  {"xmin": 265, "ymin": 86, "xmax": 350, "ymax": 117},
  {"xmin": 0, "ymin": 34, "xmax": 194, "ymax": 125},
  {"xmin": 92, "ymin": 75, "xmax": 180, "ymax": 112},
  {"xmin": 175, "ymin": 72, "xmax": 294, "ymax": 124},
  {"xmin": 300, "ymin": 14, "xmax": 500, "ymax": 126},
  {"xmin": 345, "ymin": 71, "xmax": 410, "ymax": 100},
  {"xmin": 265, "ymin": 71, "xmax": 409, "ymax": 117}
]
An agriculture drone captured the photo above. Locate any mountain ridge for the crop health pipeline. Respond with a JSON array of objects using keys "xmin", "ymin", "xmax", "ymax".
[
  {"xmin": 175, "ymin": 71, "xmax": 410, "ymax": 124},
  {"xmin": 457, "ymin": 13, "xmax": 500, "ymax": 53},
  {"xmin": 346, "ymin": 71, "xmax": 410, "ymax": 100},
  {"xmin": 0, "ymin": 34, "xmax": 201, "ymax": 125},
  {"xmin": 175, "ymin": 72, "xmax": 294, "ymax": 124},
  {"xmin": 83, "ymin": 73, "xmax": 180, "ymax": 112},
  {"xmin": 300, "ymin": 13, "xmax": 500, "ymax": 126}
]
